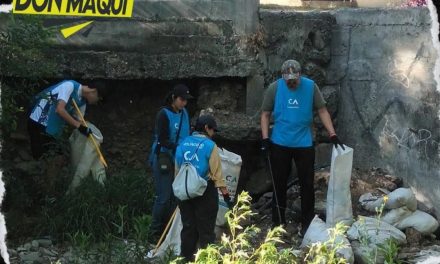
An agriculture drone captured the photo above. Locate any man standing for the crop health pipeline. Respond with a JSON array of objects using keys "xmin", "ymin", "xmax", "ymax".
[
  {"xmin": 260, "ymin": 59, "xmax": 344, "ymax": 232},
  {"xmin": 28, "ymin": 79, "xmax": 102, "ymax": 160}
]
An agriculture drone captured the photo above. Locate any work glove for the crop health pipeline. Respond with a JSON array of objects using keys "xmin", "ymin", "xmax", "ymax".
[
  {"xmin": 330, "ymin": 134, "xmax": 345, "ymax": 150},
  {"xmin": 78, "ymin": 124, "xmax": 92, "ymax": 137},
  {"xmin": 261, "ymin": 138, "xmax": 271, "ymax": 158},
  {"xmin": 222, "ymin": 193, "xmax": 234, "ymax": 210}
]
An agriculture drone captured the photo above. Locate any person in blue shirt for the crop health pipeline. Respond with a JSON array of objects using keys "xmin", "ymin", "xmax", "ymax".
[
  {"xmin": 175, "ymin": 115, "xmax": 229, "ymax": 262},
  {"xmin": 149, "ymin": 84, "xmax": 193, "ymax": 241},
  {"xmin": 28, "ymin": 80, "xmax": 102, "ymax": 160},
  {"xmin": 260, "ymin": 59, "xmax": 344, "ymax": 233}
]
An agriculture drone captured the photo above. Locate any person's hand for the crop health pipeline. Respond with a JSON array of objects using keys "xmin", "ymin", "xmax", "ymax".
[
  {"xmin": 78, "ymin": 124, "xmax": 92, "ymax": 137},
  {"xmin": 330, "ymin": 134, "xmax": 345, "ymax": 150},
  {"xmin": 220, "ymin": 187, "xmax": 233, "ymax": 209},
  {"xmin": 222, "ymin": 193, "xmax": 234, "ymax": 210},
  {"xmin": 261, "ymin": 138, "xmax": 271, "ymax": 157}
]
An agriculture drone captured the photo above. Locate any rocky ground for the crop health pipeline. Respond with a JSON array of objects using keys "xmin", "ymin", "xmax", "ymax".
[{"xmin": 7, "ymin": 167, "xmax": 440, "ymax": 263}]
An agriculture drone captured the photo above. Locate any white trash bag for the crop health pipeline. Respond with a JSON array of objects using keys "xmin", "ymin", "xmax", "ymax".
[
  {"xmin": 382, "ymin": 207, "xmax": 414, "ymax": 226},
  {"xmin": 347, "ymin": 216, "xmax": 407, "ymax": 245},
  {"xmin": 395, "ymin": 210, "xmax": 439, "ymax": 235},
  {"xmin": 359, "ymin": 188, "xmax": 417, "ymax": 212},
  {"xmin": 147, "ymin": 208, "xmax": 182, "ymax": 259},
  {"xmin": 216, "ymin": 148, "xmax": 242, "ymax": 226},
  {"xmin": 301, "ymin": 215, "xmax": 354, "ymax": 263},
  {"xmin": 326, "ymin": 144, "xmax": 354, "ymax": 227},
  {"xmin": 68, "ymin": 122, "xmax": 106, "ymax": 193}
]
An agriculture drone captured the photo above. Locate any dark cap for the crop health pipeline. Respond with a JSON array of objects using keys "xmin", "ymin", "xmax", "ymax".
[
  {"xmin": 172, "ymin": 84, "xmax": 193, "ymax": 100},
  {"xmin": 281, "ymin": 59, "xmax": 301, "ymax": 81},
  {"xmin": 87, "ymin": 80, "xmax": 105, "ymax": 91},
  {"xmin": 195, "ymin": 115, "xmax": 219, "ymax": 132}
]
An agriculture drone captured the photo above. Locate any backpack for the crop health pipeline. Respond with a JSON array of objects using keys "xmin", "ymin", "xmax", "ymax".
[
  {"xmin": 172, "ymin": 139, "xmax": 207, "ymax": 201},
  {"xmin": 172, "ymin": 161, "xmax": 208, "ymax": 201}
]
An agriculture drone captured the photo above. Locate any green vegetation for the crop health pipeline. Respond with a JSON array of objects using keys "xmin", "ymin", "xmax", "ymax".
[{"xmin": 0, "ymin": 15, "xmax": 56, "ymax": 135}]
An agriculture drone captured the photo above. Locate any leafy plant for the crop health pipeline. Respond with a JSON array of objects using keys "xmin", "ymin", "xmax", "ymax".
[
  {"xmin": 357, "ymin": 195, "xmax": 401, "ymax": 264},
  {"xmin": 68, "ymin": 231, "xmax": 93, "ymax": 252},
  {"xmin": 378, "ymin": 238, "xmax": 401, "ymax": 264},
  {"xmin": 133, "ymin": 214, "xmax": 152, "ymax": 243},
  {"xmin": 40, "ymin": 167, "xmax": 153, "ymax": 242},
  {"xmin": 172, "ymin": 191, "xmax": 298, "ymax": 264},
  {"xmin": 303, "ymin": 222, "xmax": 350, "ymax": 264},
  {"xmin": 0, "ymin": 15, "xmax": 56, "ymax": 135}
]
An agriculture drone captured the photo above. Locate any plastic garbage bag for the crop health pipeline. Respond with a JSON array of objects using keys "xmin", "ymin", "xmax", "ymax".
[
  {"xmin": 68, "ymin": 122, "xmax": 106, "ymax": 193},
  {"xmin": 216, "ymin": 148, "xmax": 242, "ymax": 226},
  {"xmin": 146, "ymin": 208, "xmax": 182, "ymax": 259},
  {"xmin": 359, "ymin": 188, "xmax": 417, "ymax": 212},
  {"xmin": 301, "ymin": 215, "xmax": 354, "ymax": 263},
  {"xmin": 347, "ymin": 216, "xmax": 407, "ymax": 245},
  {"xmin": 326, "ymin": 144, "xmax": 354, "ymax": 227}
]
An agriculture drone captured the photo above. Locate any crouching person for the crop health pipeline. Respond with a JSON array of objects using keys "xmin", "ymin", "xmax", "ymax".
[{"xmin": 174, "ymin": 115, "xmax": 229, "ymax": 262}]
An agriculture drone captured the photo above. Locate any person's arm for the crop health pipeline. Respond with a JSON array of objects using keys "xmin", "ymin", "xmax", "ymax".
[
  {"xmin": 318, "ymin": 107, "xmax": 336, "ymax": 137},
  {"xmin": 56, "ymin": 100, "xmax": 82, "ymax": 128},
  {"xmin": 174, "ymin": 146, "xmax": 183, "ymax": 177},
  {"xmin": 54, "ymin": 82, "xmax": 82, "ymax": 128},
  {"xmin": 208, "ymin": 145, "xmax": 228, "ymax": 194},
  {"xmin": 260, "ymin": 82, "xmax": 276, "ymax": 139},
  {"xmin": 261, "ymin": 111, "xmax": 271, "ymax": 139}
]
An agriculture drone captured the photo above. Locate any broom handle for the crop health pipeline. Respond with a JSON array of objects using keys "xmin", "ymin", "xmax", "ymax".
[
  {"xmin": 72, "ymin": 100, "xmax": 108, "ymax": 168},
  {"xmin": 153, "ymin": 207, "xmax": 177, "ymax": 255}
]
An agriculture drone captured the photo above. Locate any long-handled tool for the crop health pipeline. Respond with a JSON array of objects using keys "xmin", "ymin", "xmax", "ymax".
[
  {"xmin": 152, "ymin": 207, "xmax": 177, "ymax": 255},
  {"xmin": 72, "ymin": 99, "xmax": 108, "ymax": 168},
  {"xmin": 266, "ymin": 155, "xmax": 283, "ymax": 225}
]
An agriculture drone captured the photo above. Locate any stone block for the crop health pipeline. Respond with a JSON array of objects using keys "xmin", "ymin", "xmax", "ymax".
[
  {"xmin": 331, "ymin": 7, "xmax": 432, "ymax": 27},
  {"xmin": 349, "ymin": 25, "xmax": 433, "ymax": 61},
  {"xmin": 246, "ymin": 75, "xmax": 265, "ymax": 115},
  {"xmin": 331, "ymin": 27, "xmax": 350, "ymax": 56},
  {"xmin": 326, "ymin": 55, "xmax": 347, "ymax": 84}
]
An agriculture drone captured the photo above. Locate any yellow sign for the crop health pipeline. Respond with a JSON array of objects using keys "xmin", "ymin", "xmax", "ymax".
[
  {"xmin": 12, "ymin": 0, "xmax": 134, "ymax": 37},
  {"xmin": 13, "ymin": 0, "xmax": 133, "ymax": 17}
]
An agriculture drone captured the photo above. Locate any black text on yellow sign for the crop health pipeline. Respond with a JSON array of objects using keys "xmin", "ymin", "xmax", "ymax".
[{"xmin": 13, "ymin": 0, "xmax": 133, "ymax": 18}]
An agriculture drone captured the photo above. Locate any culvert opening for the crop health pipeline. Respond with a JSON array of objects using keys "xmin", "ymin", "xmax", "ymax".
[{"xmin": 72, "ymin": 77, "xmax": 250, "ymax": 174}]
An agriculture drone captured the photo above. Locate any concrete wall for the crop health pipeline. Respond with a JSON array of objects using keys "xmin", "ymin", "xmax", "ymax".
[
  {"xmin": 1, "ymin": 0, "xmax": 259, "ymax": 80},
  {"xmin": 328, "ymin": 7, "xmax": 440, "ymax": 214}
]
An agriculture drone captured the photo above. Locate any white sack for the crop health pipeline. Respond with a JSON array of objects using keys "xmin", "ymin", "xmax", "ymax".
[
  {"xmin": 301, "ymin": 215, "xmax": 354, "ymax": 263},
  {"xmin": 350, "ymin": 241, "xmax": 385, "ymax": 264},
  {"xmin": 326, "ymin": 144, "xmax": 354, "ymax": 227},
  {"xmin": 395, "ymin": 210, "xmax": 439, "ymax": 235},
  {"xmin": 347, "ymin": 216, "xmax": 407, "ymax": 245},
  {"xmin": 147, "ymin": 208, "xmax": 182, "ymax": 258},
  {"xmin": 216, "ymin": 148, "xmax": 242, "ymax": 226},
  {"xmin": 381, "ymin": 207, "xmax": 413, "ymax": 226},
  {"xmin": 360, "ymin": 188, "xmax": 417, "ymax": 212},
  {"xmin": 68, "ymin": 122, "xmax": 106, "ymax": 193}
]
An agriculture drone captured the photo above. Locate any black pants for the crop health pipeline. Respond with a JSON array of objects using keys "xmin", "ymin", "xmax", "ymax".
[
  {"xmin": 270, "ymin": 143, "xmax": 315, "ymax": 229},
  {"xmin": 179, "ymin": 180, "xmax": 218, "ymax": 262},
  {"xmin": 27, "ymin": 118, "xmax": 54, "ymax": 160}
]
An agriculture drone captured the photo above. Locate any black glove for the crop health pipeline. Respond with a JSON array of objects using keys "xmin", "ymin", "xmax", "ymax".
[
  {"xmin": 330, "ymin": 134, "xmax": 345, "ymax": 150},
  {"xmin": 261, "ymin": 138, "xmax": 271, "ymax": 157},
  {"xmin": 222, "ymin": 193, "xmax": 234, "ymax": 210},
  {"xmin": 78, "ymin": 124, "xmax": 92, "ymax": 137}
]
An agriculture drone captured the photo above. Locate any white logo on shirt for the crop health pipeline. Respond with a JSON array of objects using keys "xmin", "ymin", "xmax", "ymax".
[
  {"xmin": 184, "ymin": 151, "xmax": 199, "ymax": 162},
  {"xmin": 288, "ymin": 98, "xmax": 299, "ymax": 108}
]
